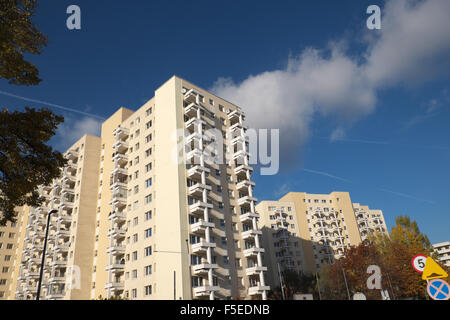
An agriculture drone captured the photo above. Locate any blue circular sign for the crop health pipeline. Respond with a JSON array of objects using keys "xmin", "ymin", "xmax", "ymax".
[{"xmin": 427, "ymin": 279, "xmax": 450, "ymax": 300}]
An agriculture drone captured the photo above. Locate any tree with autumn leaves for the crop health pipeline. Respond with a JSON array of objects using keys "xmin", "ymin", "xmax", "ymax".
[{"xmin": 318, "ymin": 215, "xmax": 449, "ymax": 300}]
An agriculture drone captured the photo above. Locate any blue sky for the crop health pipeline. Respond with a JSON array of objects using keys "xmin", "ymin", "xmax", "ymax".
[{"xmin": 0, "ymin": 0, "xmax": 449, "ymax": 243}]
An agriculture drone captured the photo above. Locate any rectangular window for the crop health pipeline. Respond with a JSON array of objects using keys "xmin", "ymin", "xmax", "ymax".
[
  {"xmin": 145, "ymin": 228, "xmax": 152, "ymax": 238},
  {"xmin": 145, "ymin": 194, "xmax": 152, "ymax": 204},
  {"xmin": 145, "ymin": 246, "xmax": 152, "ymax": 256},
  {"xmin": 146, "ymin": 121, "xmax": 152, "ymax": 129},
  {"xmin": 145, "ymin": 211, "xmax": 152, "ymax": 220},
  {"xmin": 146, "ymin": 163, "xmax": 152, "ymax": 172},
  {"xmin": 145, "ymin": 134, "xmax": 152, "ymax": 143},
  {"xmin": 145, "ymin": 178, "xmax": 152, "ymax": 188},
  {"xmin": 144, "ymin": 265, "xmax": 152, "ymax": 276},
  {"xmin": 145, "ymin": 285, "xmax": 152, "ymax": 296}
]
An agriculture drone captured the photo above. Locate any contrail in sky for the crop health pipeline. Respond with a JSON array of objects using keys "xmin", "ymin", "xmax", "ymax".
[
  {"xmin": 0, "ymin": 90, "xmax": 106, "ymax": 120},
  {"xmin": 302, "ymin": 168, "xmax": 435, "ymax": 205}
]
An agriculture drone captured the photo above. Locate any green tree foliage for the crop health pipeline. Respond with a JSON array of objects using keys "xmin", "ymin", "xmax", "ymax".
[
  {"xmin": 0, "ymin": 107, "xmax": 66, "ymax": 224},
  {"xmin": 390, "ymin": 215, "xmax": 432, "ymax": 251},
  {"xmin": 0, "ymin": 0, "xmax": 48, "ymax": 85}
]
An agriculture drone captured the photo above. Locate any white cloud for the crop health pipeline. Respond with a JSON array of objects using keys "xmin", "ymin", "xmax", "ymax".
[
  {"xmin": 55, "ymin": 116, "xmax": 102, "ymax": 151},
  {"xmin": 211, "ymin": 0, "xmax": 450, "ymax": 168},
  {"xmin": 365, "ymin": 0, "xmax": 450, "ymax": 87}
]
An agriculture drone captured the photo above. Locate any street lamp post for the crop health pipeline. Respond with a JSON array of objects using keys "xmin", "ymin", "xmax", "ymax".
[{"xmin": 36, "ymin": 209, "xmax": 58, "ymax": 300}]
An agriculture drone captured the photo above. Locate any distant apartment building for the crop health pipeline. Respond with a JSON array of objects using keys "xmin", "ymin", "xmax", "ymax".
[
  {"xmin": 433, "ymin": 242, "xmax": 450, "ymax": 267},
  {"xmin": 12, "ymin": 76, "xmax": 268, "ymax": 300},
  {"xmin": 0, "ymin": 206, "xmax": 28, "ymax": 299},
  {"xmin": 256, "ymin": 192, "xmax": 388, "ymax": 288}
]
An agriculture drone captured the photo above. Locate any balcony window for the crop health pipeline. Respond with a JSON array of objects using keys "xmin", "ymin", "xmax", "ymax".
[{"xmin": 191, "ymin": 276, "xmax": 203, "ymax": 288}]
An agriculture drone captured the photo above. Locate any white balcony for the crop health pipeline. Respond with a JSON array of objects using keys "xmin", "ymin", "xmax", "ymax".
[
  {"xmin": 52, "ymin": 259, "xmax": 68, "ymax": 267},
  {"xmin": 113, "ymin": 127, "xmax": 129, "ymax": 140},
  {"xmin": 49, "ymin": 276, "xmax": 66, "ymax": 283},
  {"xmin": 242, "ymin": 229, "xmax": 262, "ymax": 240},
  {"xmin": 227, "ymin": 109, "xmax": 244, "ymax": 122},
  {"xmin": 184, "ymin": 102, "xmax": 202, "ymax": 118},
  {"xmin": 59, "ymin": 200, "xmax": 74, "ymax": 210},
  {"xmin": 55, "ymin": 229, "xmax": 70, "ymax": 237},
  {"xmin": 232, "ymin": 150, "xmax": 250, "ymax": 161},
  {"xmin": 245, "ymin": 266, "xmax": 268, "ymax": 276},
  {"xmin": 109, "ymin": 211, "xmax": 127, "ymax": 222},
  {"xmin": 104, "ymin": 282, "xmax": 125, "ymax": 290},
  {"xmin": 229, "ymin": 122, "xmax": 247, "ymax": 134},
  {"xmin": 193, "ymin": 286, "xmax": 220, "ymax": 297},
  {"xmin": 110, "ymin": 179, "xmax": 127, "ymax": 190},
  {"xmin": 28, "ymin": 270, "xmax": 40, "ymax": 277},
  {"xmin": 54, "ymin": 243, "xmax": 70, "ymax": 252},
  {"xmin": 47, "ymin": 292, "xmax": 65, "ymax": 300},
  {"xmin": 184, "ymin": 88, "xmax": 203, "ymax": 104},
  {"xmin": 111, "ymin": 167, "xmax": 127, "ymax": 176},
  {"xmin": 107, "ymin": 227, "xmax": 127, "ymax": 239},
  {"xmin": 248, "ymin": 285, "xmax": 270, "ymax": 296},
  {"xmin": 112, "ymin": 153, "xmax": 128, "ymax": 165},
  {"xmin": 61, "ymin": 175, "xmax": 76, "ymax": 184},
  {"xmin": 185, "ymin": 132, "xmax": 202, "ymax": 145},
  {"xmin": 192, "ymin": 263, "xmax": 219, "ymax": 275},
  {"xmin": 244, "ymin": 247, "xmax": 265, "ymax": 257},
  {"xmin": 234, "ymin": 164, "xmax": 253, "ymax": 177},
  {"xmin": 106, "ymin": 245, "xmax": 126, "ymax": 255},
  {"xmin": 189, "ymin": 201, "xmax": 213, "ymax": 215},
  {"xmin": 188, "ymin": 183, "xmax": 212, "ymax": 198},
  {"xmin": 239, "ymin": 212, "xmax": 259, "ymax": 223},
  {"xmin": 57, "ymin": 215, "xmax": 72, "ymax": 224},
  {"xmin": 237, "ymin": 196, "xmax": 257, "ymax": 207},
  {"xmin": 236, "ymin": 180, "xmax": 255, "ymax": 192},
  {"xmin": 65, "ymin": 150, "xmax": 79, "ymax": 161},
  {"xmin": 185, "ymin": 118, "xmax": 205, "ymax": 133},
  {"xmin": 190, "ymin": 221, "xmax": 215, "ymax": 235},
  {"xmin": 31, "ymin": 243, "xmax": 44, "ymax": 251},
  {"xmin": 105, "ymin": 263, "xmax": 125, "ymax": 272},
  {"xmin": 187, "ymin": 165, "xmax": 210, "ymax": 180},
  {"xmin": 186, "ymin": 149, "xmax": 203, "ymax": 164},
  {"xmin": 113, "ymin": 140, "xmax": 129, "ymax": 153},
  {"xmin": 191, "ymin": 242, "xmax": 216, "ymax": 254}
]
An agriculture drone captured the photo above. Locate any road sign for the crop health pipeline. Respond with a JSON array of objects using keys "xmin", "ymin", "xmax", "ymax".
[
  {"xmin": 412, "ymin": 255, "xmax": 427, "ymax": 273},
  {"xmin": 353, "ymin": 292, "xmax": 366, "ymax": 300},
  {"xmin": 427, "ymin": 279, "xmax": 450, "ymax": 300},
  {"xmin": 422, "ymin": 257, "xmax": 448, "ymax": 280}
]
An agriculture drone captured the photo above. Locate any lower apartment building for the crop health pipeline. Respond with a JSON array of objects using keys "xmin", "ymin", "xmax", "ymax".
[
  {"xmin": 0, "ymin": 206, "xmax": 30, "ymax": 300},
  {"xmin": 433, "ymin": 242, "xmax": 450, "ymax": 267},
  {"xmin": 12, "ymin": 76, "xmax": 269, "ymax": 300},
  {"xmin": 256, "ymin": 192, "xmax": 388, "ymax": 289}
]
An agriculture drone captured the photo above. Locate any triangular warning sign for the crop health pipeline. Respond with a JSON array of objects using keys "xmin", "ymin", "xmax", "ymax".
[{"xmin": 422, "ymin": 257, "xmax": 448, "ymax": 280}]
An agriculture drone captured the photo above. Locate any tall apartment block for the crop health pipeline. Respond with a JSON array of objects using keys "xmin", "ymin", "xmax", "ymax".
[
  {"xmin": 433, "ymin": 242, "xmax": 450, "ymax": 267},
  {"xmin": 15, "ymin": 134, "xmax": 101, "ymax": 300},
  {"xmin": 256, "ymin": 192, "xmax": 388, "ymax": 288},
  {"xmin": 12, "ymin": 76, "xmax": 268, "ymax": 300}
]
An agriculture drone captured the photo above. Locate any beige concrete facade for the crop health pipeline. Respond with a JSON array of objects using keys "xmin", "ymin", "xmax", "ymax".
[
  {"xmin": 0, "ymin": 206, "xmax": 29, "ymax": 299},
  {"xmin": 15, "ymin": 134, "xmax": 101, "ymax": 300},
  {"xmin": 256, "ymin": 192, "xmax": 388, "ymax": 288},
  {"xmin": 11, "ymin": 76, "xmax": 268, "ymax": 300}
]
